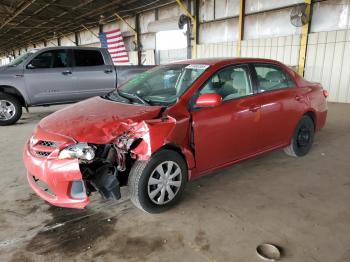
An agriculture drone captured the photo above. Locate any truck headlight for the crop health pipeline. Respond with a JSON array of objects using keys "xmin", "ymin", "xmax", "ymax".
[{"xmin": 58, "ymin": 143, "xmax": 95, "ymax": 161}]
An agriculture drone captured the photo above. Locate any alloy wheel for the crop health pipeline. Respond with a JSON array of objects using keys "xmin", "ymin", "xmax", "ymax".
[{"xmin": 0, "ymin": 100, "xmax": 16, "ymax": 121}]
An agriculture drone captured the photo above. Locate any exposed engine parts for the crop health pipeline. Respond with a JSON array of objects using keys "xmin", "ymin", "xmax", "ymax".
[
  {"xmin": 89, "ymin": 165, "xmax": 121, "ymax": 200},
  {"xmin": 79, "ymin": 134, "xmax": 139, "ymax": 201}
]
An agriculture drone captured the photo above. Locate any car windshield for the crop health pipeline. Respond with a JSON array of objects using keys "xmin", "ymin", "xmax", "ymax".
[
  {"xmin": 8, "ymin": 50, "xmax": 37, "ymax": 66},
  {"xmin": 105, "ymin": 64, "xmax": 210, "ymax": 106}
]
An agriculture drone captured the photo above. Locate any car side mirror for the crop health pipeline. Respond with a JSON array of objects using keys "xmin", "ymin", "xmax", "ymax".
[{"xmin": 195, "ymin": 93, "xmax": 222, "ymax": 108}]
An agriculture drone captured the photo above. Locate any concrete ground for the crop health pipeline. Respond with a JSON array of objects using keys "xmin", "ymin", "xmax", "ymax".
[{"xmin": 0, "ymin": 103, "xmax": 349, "ymax": 262}]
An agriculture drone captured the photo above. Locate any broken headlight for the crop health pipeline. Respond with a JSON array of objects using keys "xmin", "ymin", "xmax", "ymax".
[{"xmin": 58, "ymin": 143, "xmax": 95, "ymax": 161}]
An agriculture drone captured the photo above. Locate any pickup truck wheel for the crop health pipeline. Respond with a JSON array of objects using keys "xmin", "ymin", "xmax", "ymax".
[
  {"xmin": 0, "ymin": 94, "xmax": 22, "ymax": 126},
  {"xmin": 284, "ymin": 115, "xmax": 315, "ymax": 157},
  {"xmin": 128, "ymin": 150, "xmax": 187, "ymax": 213}
]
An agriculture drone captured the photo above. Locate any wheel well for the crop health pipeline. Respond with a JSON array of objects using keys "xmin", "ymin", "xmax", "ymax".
[
  {"xmin": 0, "ymin": 86, "xmax": 26, "ymax": 108},
  {"xmin": 157, "ymin": 144, "xmax": 187, "ymax": 166},
  {"xmin": 304, "ymin": 111, "xmax": 316, "ymax": 128}
]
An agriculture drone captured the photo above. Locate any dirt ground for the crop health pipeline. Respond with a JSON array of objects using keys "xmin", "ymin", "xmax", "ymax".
[{"xmin": 0, "ymin": 103, "xmax": 349, "ymax": 262}]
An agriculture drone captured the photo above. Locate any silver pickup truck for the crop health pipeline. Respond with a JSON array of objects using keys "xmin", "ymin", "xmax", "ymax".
[{"xmin": 0, "ymin": 47, "xmax": 151, "ymax": 125}]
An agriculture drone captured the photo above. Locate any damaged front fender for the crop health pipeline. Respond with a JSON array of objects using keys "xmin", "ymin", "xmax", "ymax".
[{"xmin": 114, "ymin": 114, "xmax": 195, "ymax": 170}]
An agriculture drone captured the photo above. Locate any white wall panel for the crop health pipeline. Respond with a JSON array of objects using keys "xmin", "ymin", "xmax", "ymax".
[
  {"xmin": 140, "ymin": 10, "xmax": 155, "ymax": 34},
  {"xmin": 80, "ymin": 42, "xmax": 101, "ymax": 48},
  {"xmin": 128, "ymin": 51, "xmax": 138, "ymax": 65},
  {"xmin": 158, "ymin": 3, "xmax": 183, "ymax": 20},
  {"xmin": 197, "ymin": 42, "xmax": 238, "ymax": 58},
  {"xmin": 159, "ymin": 48, "xmax": 187, "ymax": 64},
  {"xmin": 60, "ymin": 33, "xmax": 76, "ymax": 46},
  {"xmin": 215, "ymin": 0, "xmax": 240, "ymax": 19},
  {"xmin": 199, "ymin": 18, "xmax": 239, "ymax": 44},
  {"xmin": 199, "ymin": 0, "xmax": 214, "ymax": 22},
  {"xmin": 241, "ymin": 35, "xmax": 301, "ymax": 66},
  {"xmin": 148, "ymin": 17, "xmax": 179, "ymax": 32},
  {"xmin": 311, "ymin": 0, "xmax": 350, "ymax": 33},
  {"xmin": 245, "ymin": 7, "xmax": 302, "ymax": 39},
  {"xmin": 142, "ymin": 49, "xmax": 156, "ymax": 65},
  {"xmin": 304, "ymin": 29, "xmax": 350, "ymax": 103},
  {"xmin": 80, "ymin": 27, "xmax": 99, "ymax": 46},
  {"xmin": 141, "ymin": 34, "xmax": 156, "ymax": 50},
  {"xmin": 245, "ymin": 0, "xmax": 304, "ymax": 14}
]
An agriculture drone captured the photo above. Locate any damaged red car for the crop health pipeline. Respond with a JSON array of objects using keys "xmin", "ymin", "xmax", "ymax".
[{"xmin": 23, "ymin": 58, "xmax": 328, "ymax": 213}]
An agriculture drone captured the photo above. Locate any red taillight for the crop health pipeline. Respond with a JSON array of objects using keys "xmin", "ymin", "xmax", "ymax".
[{"xmin": 323, "ymin": 90, "xmax": 329, "ymax": 98}]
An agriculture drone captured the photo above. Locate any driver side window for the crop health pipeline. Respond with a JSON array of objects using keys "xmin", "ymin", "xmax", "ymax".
[
  {"xmin": 200, "ymin": 65, "xmax": 253, "ymax": 101},
  {"xmin": 27, "ymin": 50, "xmax": 68, "ymax": 69}
]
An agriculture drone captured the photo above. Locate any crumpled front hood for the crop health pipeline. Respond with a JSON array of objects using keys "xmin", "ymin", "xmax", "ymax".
[{"xmin": 39, "ymin": 97, "xmax": 163, "ymax": 144}]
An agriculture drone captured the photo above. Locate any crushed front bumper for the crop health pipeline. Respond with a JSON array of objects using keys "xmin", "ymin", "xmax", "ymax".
[{"xmin": 23, "ymin": 142, "xmax": 90, "ymax": 209}]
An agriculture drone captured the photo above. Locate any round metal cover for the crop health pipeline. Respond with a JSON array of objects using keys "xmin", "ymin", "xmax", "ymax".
[{"xmin": 256, "ymin": 243, "xmax": 281, "ymax": 261}]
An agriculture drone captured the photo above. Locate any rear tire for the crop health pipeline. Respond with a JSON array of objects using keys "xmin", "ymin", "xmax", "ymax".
[
  {"xmin": 0, "ymin": 93, "xmax": 22, "ymax": 126},
  {"xmin": 128, "ymin": 150, "xmax": 187, "ymax": 213},
  {"xmin": 284, "ymin": 115, "xmax": 315, "ymax": 157}
]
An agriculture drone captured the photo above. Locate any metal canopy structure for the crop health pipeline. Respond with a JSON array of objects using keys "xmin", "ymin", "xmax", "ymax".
[{"xmin": 0, "ymin": 0, "xmax": 174, "ymax": 55}]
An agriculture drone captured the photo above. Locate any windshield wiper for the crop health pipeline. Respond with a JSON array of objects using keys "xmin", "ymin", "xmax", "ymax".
[
  {"xmin": 103, "ymin": 91, "xmax": 131, "ymax": 103},
  {"xmin": 118, "ymin": 91, "xmax": 150, "ymax": 105}
]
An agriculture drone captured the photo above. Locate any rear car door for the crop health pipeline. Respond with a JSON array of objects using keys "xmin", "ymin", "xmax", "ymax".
[
  {"xmin": 251, "ymin": 63, "xmax": 305, "ymax": 150},
  {"xmin": 71, "ymin": 49, "xmax": 116, "ymax": 99},
  {"xmin": 191, "ymin": 64, "xmax": 263, "ymax": 173},
  {"xmin": 24, "ymin": 49, "xmax": 76, "ymax": 105}
]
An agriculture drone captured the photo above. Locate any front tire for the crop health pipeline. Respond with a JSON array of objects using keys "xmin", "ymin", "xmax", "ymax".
[
  {"xmin": 128, "ymin": 150, "xmax": 187, "ymax": 213},
  {"xmin": 0, "ymin": 93, "xmax": 22, "ymax": 126},
  {"xmin": 284, "ymin": 115, "xmax": 315, "ymax": 157}
]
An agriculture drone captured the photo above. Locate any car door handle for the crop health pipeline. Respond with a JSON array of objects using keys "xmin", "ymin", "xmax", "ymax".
[
  {"xmin": 249, "ymin": 105, "xmax": 261, "ymax": 112},
  {"xmin": 62, "ymin": 70, "xmax": 72, "ymax": 75},
  {"xmin": 104, "ymin": 69, "xmax": 113, "ymax": 74}
]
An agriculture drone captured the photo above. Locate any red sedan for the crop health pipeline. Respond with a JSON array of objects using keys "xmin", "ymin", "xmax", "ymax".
[{"xmin": 23, "ymin": 58, "xmax": 328, "ymax": 213}]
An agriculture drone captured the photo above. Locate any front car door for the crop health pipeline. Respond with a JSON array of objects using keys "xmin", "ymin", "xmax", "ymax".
[
  {"xmin": 191, "ymin": 64, "xmax": 264, "ymax": 174},
  {"xmin": 251, "ymin": 63, "xmax": 305, "ymax": 150},
  {"xmin": 24, "ymin": 49, "xmax": 76, "ymax": 105},
  {"xmin": 71, "ymin": 49, "xmax": 116, "ymax": 99}
]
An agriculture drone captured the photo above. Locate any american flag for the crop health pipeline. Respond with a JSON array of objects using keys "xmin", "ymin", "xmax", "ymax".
[{"xmin": 99, "ymin": 28, "xmax": 129, "ymax": 64}]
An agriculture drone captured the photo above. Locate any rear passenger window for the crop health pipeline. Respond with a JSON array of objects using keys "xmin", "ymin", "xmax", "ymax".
[
  {"xmin": 254, "ymin": 65, "xmax": 294, "ymax": 92},
  {"xmin": 74, "ymin": 50, "xmax": 104, "ymax": 67}
]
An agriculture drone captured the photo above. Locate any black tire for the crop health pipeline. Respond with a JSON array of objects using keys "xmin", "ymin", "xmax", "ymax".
[
  {"xmin": 128, "ymin": 149, "xmax": 187, "ymax": 213},
  {"xmin": 0, "ymin": 93, "xmax": 22, "ymax": 126},
  {"xmin": 284, "ymin": 115, "xmax": 315, "ymax": 157}
]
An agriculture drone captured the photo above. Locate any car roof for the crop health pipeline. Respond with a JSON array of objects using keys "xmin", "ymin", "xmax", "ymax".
[{"xmin": 172, "ymin": 57, "xmax": 283, "ymax": 66}]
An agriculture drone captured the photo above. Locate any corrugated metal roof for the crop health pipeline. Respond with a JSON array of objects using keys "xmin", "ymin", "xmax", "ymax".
[{"xmin": 0, "ymin": 0, "xmax": 174, "ymax": 54}]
